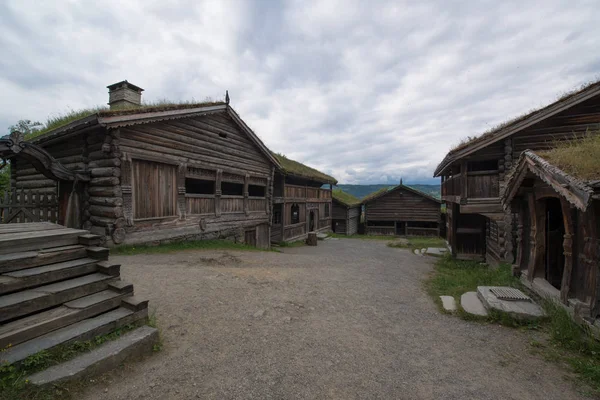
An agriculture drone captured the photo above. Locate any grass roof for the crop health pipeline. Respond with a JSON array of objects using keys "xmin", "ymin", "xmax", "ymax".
[
  {"xmin": 332, "ymin": 189, "xmax": 361, "ymax": 207},
  {"xmin": 271, "ymin": 152, "xmax": 337, "ymax": 184},
  {"xmin": 537, "ymin": 132, "xmax": 600, "ymax": 181},
  {"xmin": 361, "ymin": 187, "xmax": 390, "ymax": 203},
  {"xmin": 448, "ymin": 79, "xmax": 600, "ymax": 155},
  {"xmin": 27, "ymin": 99, "xmax": 226, "ymax": 140}
]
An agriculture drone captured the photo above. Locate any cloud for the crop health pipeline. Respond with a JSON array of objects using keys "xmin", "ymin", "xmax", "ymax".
[{"xmin": 1, "ymin": 0, "xmax": 599, "ymax": 184}]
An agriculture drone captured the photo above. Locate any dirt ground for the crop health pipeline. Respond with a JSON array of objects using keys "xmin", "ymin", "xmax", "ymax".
[{"xmin": 80, "ymin": 239, "xmax": 591, "ymax": 400}]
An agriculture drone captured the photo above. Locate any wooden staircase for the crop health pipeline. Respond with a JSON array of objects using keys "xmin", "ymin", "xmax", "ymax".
[{"xmin": 0, "ymin": 222, "xmax": 153, "ymax": 378}]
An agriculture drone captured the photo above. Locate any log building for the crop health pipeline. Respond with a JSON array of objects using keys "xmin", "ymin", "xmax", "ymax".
[
  {"xmin": 434, "ymin": 81, "xmax": 600, "ymax": 263},
  {"xmin": 502, "ymin": 143, "xmax": 600, "ymax": 322},
  {"xmin": 331, "ymin": 189, "xmax": 361, "ymax": 235},
  {"xmin": 13, "ymin": 81, "xmax": 285, "ymax": 248},
  {"xmin": 270, "ymin": 154, "xmax": 336, "ymax": 243},
  {"xmin": 362, "ymin": 184, "xmax": 441, "ymax": 236}
]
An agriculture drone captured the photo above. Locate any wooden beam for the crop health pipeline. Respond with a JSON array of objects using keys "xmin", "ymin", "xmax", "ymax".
[{"xmin": 559, "ymin": 198, "xmax": 574, "ymax": 303}]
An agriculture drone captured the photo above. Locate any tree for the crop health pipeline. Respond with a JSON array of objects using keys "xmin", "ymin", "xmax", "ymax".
[{"xmin": 8, "ymin": 119, "xmax": 44, "ymax": 138}]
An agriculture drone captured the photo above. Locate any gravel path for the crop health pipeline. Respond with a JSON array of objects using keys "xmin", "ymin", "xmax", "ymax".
[{"xmin": 81, "ymin": 239, "xmax": 590, "ymax": 400}]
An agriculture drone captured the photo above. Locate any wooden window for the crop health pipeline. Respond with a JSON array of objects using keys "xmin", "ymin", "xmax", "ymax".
[
  {"xmin": 248, "ymin": 184, "xmax": 266, "ymax": 197},
  {"xmin": 272, "ymin": 208, "xmax": 282, "ymax": 224},
  {"xmin": 185, "ymin": 178, "xmax": 214, "ymax": 195},
  {"xmin": 222, "ymin": 182, "xmax": 243, "ymax": 196},
  {"xmin": 133, "ymin": 160, "xmax": 177, "ymax": 219},
  {"xmin": 324, "ymin": 203, "xmax": 330, "ymax": 218},
  {"xmin": 291, "ymin": 203, "xmax": 300, "ymax": 224}
]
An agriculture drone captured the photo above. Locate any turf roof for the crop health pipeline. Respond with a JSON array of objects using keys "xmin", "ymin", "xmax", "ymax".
[
  {"xmin": 537, "ymin": 132, "xmax": 600, "ymax": 182},
  {"xmin": 332, "ymin": 189, "xmax": 361, "ymax": 207},
  {"xmin": 27, "ymin": 100, "xmax": 226, "ymax": 140},
  {"xmin": 361, "ymin": 187, "xmax": 390, "ymax": 203},
  {"xmin": 271, "ymin": 152, "xmax": 337, "ymax": 184},
  {"xmin": 447, "ymin": 79, "xmax": 600, "ymax": 156}
]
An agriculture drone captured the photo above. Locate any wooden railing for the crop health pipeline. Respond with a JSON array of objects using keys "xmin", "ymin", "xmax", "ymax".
[
  {"xmin": 442, "ymin": 171, "xmax": 499, "ymax": 201},
  {"xmin": 284, "ymin": 184, "xmax": 331, "ymax": 201},
  {"xmin": 185, "ymin": 195, "xmax": 215, "ymax": 215},
  {"xmin": 1, "ymin": 189, "xmax": 58, "ymax": 224}
]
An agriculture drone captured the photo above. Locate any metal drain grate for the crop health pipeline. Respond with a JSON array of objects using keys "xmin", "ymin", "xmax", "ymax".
[{"xmin": 490, "ymin": 287, "xmax": 531, "ymax": 302}]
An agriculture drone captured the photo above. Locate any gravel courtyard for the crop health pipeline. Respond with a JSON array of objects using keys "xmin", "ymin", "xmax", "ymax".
[{"xmin": 81, "ymin": 239, "xmax": 589, "ymax": 400}]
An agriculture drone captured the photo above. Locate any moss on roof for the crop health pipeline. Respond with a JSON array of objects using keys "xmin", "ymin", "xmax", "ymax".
[
  {"xmin": 332, "ymin": 189, "xmax": 361, "ymax": 207},
  {"xmin": 448, "ymin": 79, "xmax": 600, "ymax": 155},
  {"xmin": 361, "ymin": 187, "xmax": 391, "ymax": 203},
  {"xmin": 27, "ymin": 100, "xmax": 226, "ymax": 141},
  {"xmin": 272, "ymin": 152, "xmax": 337, "ymax": 184},
  {"xmin": 537, "ymin": 132, "xmax": 600, "ymax": 181}
]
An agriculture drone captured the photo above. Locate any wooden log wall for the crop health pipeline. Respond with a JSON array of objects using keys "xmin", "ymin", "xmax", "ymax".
[
  {"xmin": 117, "ymin": 111, "xmax": 273, "ymax": 246},
  {"xmin": 365, "ymin": 187, "xmax": 440, "ymax": 222}
]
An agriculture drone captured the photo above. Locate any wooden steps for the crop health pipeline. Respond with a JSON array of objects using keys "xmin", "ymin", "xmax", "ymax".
[
  {"xmin": 0, "ymin": 258, "xmax": 100, "ymax": 295},
  {"xmin": 0, "ymin": 222, "xmax": 151, "ymax": 381},
  {"xmin": 0, "ymin": 306, "xmax": 148, "ymax": 365},
  {"xmin": 0, "ymin": 273, "xmax": 117, "ymax": 323},
  {"xmin": 0, "ymin": 289, "xmax": 133, "ymax": 348}
]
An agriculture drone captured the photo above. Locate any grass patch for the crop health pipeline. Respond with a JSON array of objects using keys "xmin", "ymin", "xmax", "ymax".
[
  {"xmin": 329, "ymin": 233, "xmax": 396, "ymax": 240},
  {"xmin": 424, "ymin": 255, "xmax": 520, "ymax": 310},
  {"xmin": 332, "ymin": 189, "xmax": 360, "ymax": 207},
  {"xmin": 277, "ymin": 240, "xmax": 306, "ymax": 248},
  {"xmin": 388, "ymin": 236, "xmax": 446, "ymax": 250},
  {"xmin": 112, "ymin": 239, "xmax": 270, "ymax": 255},
  {"xmin": 0, "ymin": 322, "xmax": 144, "ymax": 400},
  {"xmin": 271, "ymin": 152, "xmax": 336, "ymax": 184},
  {"xmin": 538, "ymin": 130, "xmax": 600, "ymax": 181},
  {"xmin": 425, "ymin": 255, "xmax": 600, "ymax": 393}
]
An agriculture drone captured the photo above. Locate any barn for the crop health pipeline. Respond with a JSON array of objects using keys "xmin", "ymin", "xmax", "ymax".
[
  {"xmin": 11, "ymin": 81, "xmax": 281, "ymax": 248},
  {"xmin": 362, "ymin": 184, "xmax": 441, "ymax": 236},
  {"xmin": 270, "ymin": 153, "xmax": 336, "ymax": 243},
  {"xmin": 331, "ymin": 189, "xmax": 361, "ymax": 235}
]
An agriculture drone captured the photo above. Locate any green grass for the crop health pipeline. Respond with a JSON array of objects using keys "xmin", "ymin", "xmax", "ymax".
[
  {"xmin": 538, "ymin": 130, "xmax": 600, "ymax": 181},
  {"xmin": 329, "ymin": 233, "xmax": 396, "ymax": 240},
  {"xmin": 111, "ymin": 239, "xmax": 270, "ymax": 255},
  {"xmin": 387, "ymin": 236, "xmax": 446, "ymax": 250},
  {"xmin": 277, "ymin": 240, "xmax": 306, "ymax": 248},
  {"xmin": 0, "ymin": 321, "xmax": 146, "ymax": 400},
  {"xmin": 332, "ymin": 189, "xmax": 360, "ymax": 207},
  {"xmin": 271, "ymin": 152, "xmax": 337, "ymax": 184},
  {"xmin": 425, "ymin": 255, "xmax": 600, "ymax": 392}
]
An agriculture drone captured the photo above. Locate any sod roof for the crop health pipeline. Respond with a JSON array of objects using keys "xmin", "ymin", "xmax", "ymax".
[
  {"xmin": 537, "ymin": 133, "xmax": 600, "ymax": 182},
  {"xmin": 332, "ymin": 189, "xmax": 361, "ymax": 207},
  {"xmin": 434, "ymin": 79, "xmax": 600, "ymax": 176},
  {"xmin": 271, "ymin": 153, "xmax": 337, "ymax": 184}
]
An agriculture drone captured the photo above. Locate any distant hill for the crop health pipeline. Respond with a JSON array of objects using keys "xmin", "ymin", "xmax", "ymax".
[{"xmin": 335, "ymin": 184, "xmax": 440, "ymax": 200}]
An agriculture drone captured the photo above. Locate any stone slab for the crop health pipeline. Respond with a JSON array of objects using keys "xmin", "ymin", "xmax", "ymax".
[
  {"xmin": 28, "ymin": 326, "xmax": 158, "ymax": 387},
  {"xmin": 477, "ymin": 286, "xmax": 545, "ymax": 320},
  {"xmin": 460, "ymin": 292, "xmax": 488, "ymax": 316},
  {"xmin": 425, "ymin": 247, "xmax": 448, "ymax": 256},
  {"xmin": 440, "ymin": 296, "xmax": 457, "ymax": 312}
]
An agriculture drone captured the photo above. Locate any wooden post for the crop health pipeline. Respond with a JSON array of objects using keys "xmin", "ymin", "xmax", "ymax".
[
  {"xmin": 460, "ymin": 161, "xmax": 468, "ymax": 204},
  {"xmin": 559, "ymin": 198, "xmax": 574, "ymax": 303},
  {"xmin": 451, "ymin": 204, "xmax": 458, "ymax": 257},
  {"xmin": 177, "ymin": 163, "xmax": 187, "ymax": 220},
  {"xmin": 215, "ymin": 169, "xmax": 222, "ymax": 217},
  {"xmin": 121, "ymin": 154, "xmax": 133, "ymax": 226},
  {"xmin": 528, "ymin": 193, "xmax": 545, "ymax": 280},
  {"xmin": 243, "ymin": 174, "xmax": 249, "ymax": 216},
  {"xmin": 514, "ymin": 200, "xmax": 524, "ymax": 273}
]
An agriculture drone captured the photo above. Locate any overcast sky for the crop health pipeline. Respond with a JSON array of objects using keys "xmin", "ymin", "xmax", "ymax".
[{"xmin": 1, "ymin": 0, "xmax": 599, "ymax": 184}]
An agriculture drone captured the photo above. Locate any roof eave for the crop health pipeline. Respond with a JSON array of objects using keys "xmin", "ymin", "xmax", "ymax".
[
  {"xmin": 31, "ymin": 115, "xmax": 100, "ymax": 145},
  {"xmin": 435, "ymin": 84, "xmax": 600, "ymax": 176}
]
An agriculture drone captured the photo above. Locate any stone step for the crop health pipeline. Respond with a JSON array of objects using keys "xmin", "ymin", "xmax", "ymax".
[
  {"xmin": 0, "ymin": 289, "xmax": 134, "ymax": 348},
  {"xmin": 0, "ymin": 228, "xmax": 89, "ymax": 255},
  {"xmin": 460, "ymin": 291, "xmax": 488, "ymax": 316},
  {"xmin": 0, "ymin": 245, "xmax": 88, "ymax": 274},
  {"xmin": 0, "ymin": 258, "xmax": 100, "ymax": 295},
  {"xmin": 0, "ymin": 273, "xmax": 116, "ymax": 323},
  {"xmin": 0, "ymin": 306, "xmax": 148, "ymax": 365},
  {"xmin": 27, "ymin": 325, "xmax": 158, "ymax": 387}
]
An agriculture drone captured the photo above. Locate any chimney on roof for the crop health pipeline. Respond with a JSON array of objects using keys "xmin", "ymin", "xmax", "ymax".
[{"xmin": 107, "ymin": 80, "xmax": 144, "ymax": 110}]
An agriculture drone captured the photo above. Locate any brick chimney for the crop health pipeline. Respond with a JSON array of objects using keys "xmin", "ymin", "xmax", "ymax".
[{"xmin": 107, "ymin": 80, "xmax": 144, "ymax": 110}]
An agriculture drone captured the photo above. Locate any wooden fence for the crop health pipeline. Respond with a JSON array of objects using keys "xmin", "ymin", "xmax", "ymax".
[{"xmin": 0, "ymin": 189, "xmax": 59, "ymax": 224}]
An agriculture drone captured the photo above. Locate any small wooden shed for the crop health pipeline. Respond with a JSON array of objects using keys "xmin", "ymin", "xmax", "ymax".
[
  {"xmin": 503, "ymin": 144, "xmax": 600, "ymax": 321},
  {"xmin": 363, "ymin": 184, "xmax": 441, "ymax": 236},
  {"xmin": 331, "ymin": 189, "xmax": 361, "ymax": 235}
]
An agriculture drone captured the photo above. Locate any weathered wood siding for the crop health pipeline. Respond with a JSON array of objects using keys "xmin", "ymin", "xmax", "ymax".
[
  {"xmin": 347, "ymin": 206, "xmax": 360, "ymax": 236},
  {"xmin": 116, "ymin": 111, "xmax": 273, "ymax": 246},
  {"xmin": 365, "ymin": 188, "xmax": 439, "ymax": 222}
]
